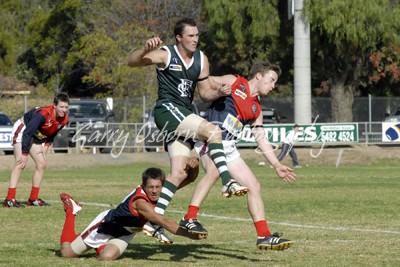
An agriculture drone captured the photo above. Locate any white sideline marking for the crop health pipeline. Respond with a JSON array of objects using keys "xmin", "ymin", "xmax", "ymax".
[
  {"xmin": 177, "ymin": 211, "xmax": 400, "ymax": 235},
  {"xmin": 7, "ymin": 198, "xmax": 400, "ymax": 235}
]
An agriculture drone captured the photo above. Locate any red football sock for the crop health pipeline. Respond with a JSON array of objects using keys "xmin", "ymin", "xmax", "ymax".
[
  {"xmin": 29, "ymin": 186, "xmax": 40, "ymax": 200},
  {"xmin": 6, "ymin": 188, "xmax": 16, "ymax": 200},
  {"xmin": 184, "ymin": 205, "xmax": 200, "ymax": 220},
  {"xmin": 254, "ymin": 220, "xmax": 271, "ymax": 237},
  {"xmin": 60, "ymin": 210, "xmax": 77, "ymax": 243}
]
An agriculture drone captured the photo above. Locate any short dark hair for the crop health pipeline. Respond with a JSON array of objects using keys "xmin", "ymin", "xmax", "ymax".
[
  {"xmin": 293, "ymin": 124, "xmax": 300, "ymax": 128},
  {"xmin": 174, "ymin": 18, "xmax": 197, "ymax": 39},
  {"xmin": 53, "ymin": 92, "xmax": 70, "ymax": 105},
  {"xmin": 142, "ymin": 167, "xmax": 165, "ymax": 185},
  {"xmin": 248, "ymin": 61, "xmax": 282, "ymax": 80}
]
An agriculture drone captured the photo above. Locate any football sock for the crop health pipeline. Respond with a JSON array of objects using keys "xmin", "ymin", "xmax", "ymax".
[
  {"xmin": 6, "ymin": 187, "xmax": 16, "ymax": 200},
  {"xmin": 154, "ymin": 180, "xmax": 177, "ymax": 215},
  {"xmin": 254, "ymin": 220, "xmax": 271, "ymax": 237},
  {"xmin": 184, "ymin": 205, "xmax": 199, "ymax": 220},
  {"xmin": 60, "ymin": 210, "xmax": 76, "ymax": 243},
  {"xmin": 29, "ymin": 186, "xmax": 40, "ymax": 200},
  {"xmin": 208, "ymin": 142, "xmax": 232, "ymax": 185}
]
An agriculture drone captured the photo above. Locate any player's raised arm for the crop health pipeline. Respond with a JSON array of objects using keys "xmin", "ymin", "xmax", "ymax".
[{"xmin": 127, "ymin": 37, "xmax": 166, "ymax": 67}]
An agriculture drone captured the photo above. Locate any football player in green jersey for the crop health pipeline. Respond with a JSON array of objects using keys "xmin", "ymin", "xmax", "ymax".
[{"xmin": 128, "ymin": 18, "xmax": 248, "ymax": 243}]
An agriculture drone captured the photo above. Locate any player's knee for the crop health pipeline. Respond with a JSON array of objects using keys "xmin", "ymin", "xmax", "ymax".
[
  {"xmin": 13, "ymin": 163, "xmax": 25, "ymax": 171},
  {"xmin": 39, "ymin": 160, "xmax": 47, "ymax": 170},
  {"xmin": 200, "ymin": 122, "xmax": 222, "ymax": 142},
  {"xmin": 98, "ymin": 250, "xmax": 120, "ymax": 261},
  {"xmin": 60, "ymin": 246, "xmax": 78, "ymax": 258},
  {"xmin": 207, "ymin": 128, "xmax": 222, "ymax": 142},
  {"xmin": 246, "ymin": 179, "xmax": 261, "ymax": 193},
  {"xmin": 171, "ymin": 169, "xmax": 189, "ymax": 183}
]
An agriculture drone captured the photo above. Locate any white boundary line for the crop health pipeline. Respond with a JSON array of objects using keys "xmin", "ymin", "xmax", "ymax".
[
  {"xmin": 5, "ymin": 199, "xmax": 400, "ymax": 235},
  {"xmin": 187, "ymin": 211, "xmax": 400, "ymax": 235}
]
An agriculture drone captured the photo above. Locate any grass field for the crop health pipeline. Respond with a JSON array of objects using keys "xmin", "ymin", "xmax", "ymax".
[{"xmin": 1, "ymin": 157, "xmax": 399, "ymax": 267}]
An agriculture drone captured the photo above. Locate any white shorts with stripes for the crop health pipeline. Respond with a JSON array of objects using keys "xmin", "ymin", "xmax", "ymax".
[
  {"xmin": 194, "ymin": 139, "xmax": 240, "ymax": 163},
  {"xmin": 78, "ymin": 210, "xmax": 135, "ymax": 249}
]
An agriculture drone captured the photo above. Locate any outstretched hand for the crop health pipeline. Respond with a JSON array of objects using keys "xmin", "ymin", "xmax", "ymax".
[{"xmin": 275, "ymin": 165, "xmax": 296, "ymax": 183}]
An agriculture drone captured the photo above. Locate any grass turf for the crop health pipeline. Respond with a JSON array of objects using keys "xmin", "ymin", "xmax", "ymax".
[{"xmin": 0, "ymin": 159, "xmax": 399, "ymax": 267}]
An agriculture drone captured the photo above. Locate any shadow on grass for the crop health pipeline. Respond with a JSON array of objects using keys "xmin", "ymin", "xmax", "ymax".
[
  {"xmin": 122, "ymin": 243, "xmax": 274, "ymax": 263},
  {"xmin": 50, "ymin": 243, "xmax": 276, "ymax": 262}
]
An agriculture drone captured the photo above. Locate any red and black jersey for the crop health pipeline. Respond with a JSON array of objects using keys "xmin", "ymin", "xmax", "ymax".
[
  {"xmin": 21, "ymin": 105, "xmax": 68, "ymax": 154},
  {"xmin": 97, "ymin": 185, "xmax": 155, "ymax": 238},
  {"xmin": 206, "ymin": 75, "xmax": 261, "ymax": 140}
]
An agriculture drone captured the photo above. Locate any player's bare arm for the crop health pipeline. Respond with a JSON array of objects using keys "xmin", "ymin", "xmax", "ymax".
[
  {"xmin": 251, "ymin": 115, "xmax": 296, "ymax": 183},
  {"xmin": 197, "ymin": 57, "xmax": 230, "ymax": 102},
  {"xmin": 207, "ymin": 74, "xmax": 236, "ymax": 100},
  {"xmin": 127, "ymin": 37, "xmax": 166, "ymax": 67}
]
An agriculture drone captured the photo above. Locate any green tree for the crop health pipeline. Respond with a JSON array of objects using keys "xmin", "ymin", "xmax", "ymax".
[
  {"xmin": 19, "ymin": 0, "xmax": 88, "ymax": 93},
  {"xmin": 201, "ymin": 0, "xmax": 294, "ymax": 96},
  {"xmin": 0, "ymin": 0, "xmax": 56, "ymax": 77},
  {"xmin": 305, "ymin": 0, "xmax": 400, "ymax": 121},
  {"xmin": 14, "ymin": 0, "xmax": 203, "ymax": 100},
  {"xmin": 202, "ymin": 0, "xmax": 280, "ymax": 71}
]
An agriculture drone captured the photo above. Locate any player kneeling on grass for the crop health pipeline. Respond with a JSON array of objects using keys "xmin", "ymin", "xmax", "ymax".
[{"xmin": 59, "ymin": 167, "xmax": 207, "ymax": 261}]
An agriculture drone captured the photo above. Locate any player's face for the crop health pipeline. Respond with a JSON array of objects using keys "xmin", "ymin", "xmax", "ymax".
[
  {"xmin": 177, "ymin": 25, "xmax": 199, "ymax": 54},
  {"xmin": 143, "ymin": 178, "xmax": 163, "ymax": 202},
  {"xmin": 258, "ymin": 71, "xmax": 278, "ymax": 96},
  {"xmin": 54, "ymin": 101, "xmax": 69, "ymax": 118}
]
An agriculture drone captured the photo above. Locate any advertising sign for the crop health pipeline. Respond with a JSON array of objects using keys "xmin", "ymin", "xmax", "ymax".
[
  {"xmin": 237, "ymin": 123, "xmax": 359, "ymax": 146},
  {"xmin": 0, "ymin": 128, "xmax": 13, "ymax": 150}
]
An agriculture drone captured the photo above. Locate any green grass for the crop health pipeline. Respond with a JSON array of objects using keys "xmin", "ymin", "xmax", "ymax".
[{"xmin": 1, "ymin": 160, "xmax": 399, "ymax": 267}]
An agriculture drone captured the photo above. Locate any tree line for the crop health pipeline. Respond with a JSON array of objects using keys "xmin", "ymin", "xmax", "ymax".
[{"xmin": 0, "ymin": 0, "xmax": 399, "ymax": 122}]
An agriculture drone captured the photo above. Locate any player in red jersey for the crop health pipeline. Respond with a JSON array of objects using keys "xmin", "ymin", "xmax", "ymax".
[
  {"xmin": 3, "ymin": 92, "xmax": 69, "ymax": 208},
  {"xmin": 179, "ymin": 62, "xmax": 297, "ymax": 250}
]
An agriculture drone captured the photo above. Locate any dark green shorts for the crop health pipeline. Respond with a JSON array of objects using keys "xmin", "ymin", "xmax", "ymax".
[{"xmin": 154, "ymin": 102, "xmax": 194, "ymax": 147}]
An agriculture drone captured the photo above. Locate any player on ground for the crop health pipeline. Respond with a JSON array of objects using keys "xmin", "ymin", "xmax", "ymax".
[
  {"xmin": 3, "ymin": 92, "xmax": 69, "ymax": 208},
  {"xmin": 59, "ymin": 167, "xmax": 207, "ymax": 261},
  {"xmin": 179, "ymin": 61, "xmax": 296, "ymax": 250}
]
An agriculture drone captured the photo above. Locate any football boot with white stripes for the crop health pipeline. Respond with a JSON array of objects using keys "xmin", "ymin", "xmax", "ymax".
[
  {"xmin": 3, "ymin": 198, "xmax": 25, "ymax": 208},
  {"xmin": 257, "ymin": 232, "xmax": 294, "ymax": 250},
  {"xmin": 28, "ymin": 198, "xmax": 50, "ymax": 206},
  {"xmin": 60, "ymin": 193, "xmax": 82, "ymax": 215},
  {"xmin": 179, "ymin": 218, "xmax": 208, "ymax": 234},
  {"xmin": 221, "ymin": 179, "xmax": 249, "ymax": 198},
  {"xmin": 143, "ymin": 221, "xmax": 173, "ymax": 244}
]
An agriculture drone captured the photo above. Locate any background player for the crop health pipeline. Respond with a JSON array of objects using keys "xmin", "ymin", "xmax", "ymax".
[{"xmin": 3, "ymin": 92, "xmax": 69, "ymax": 208}]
